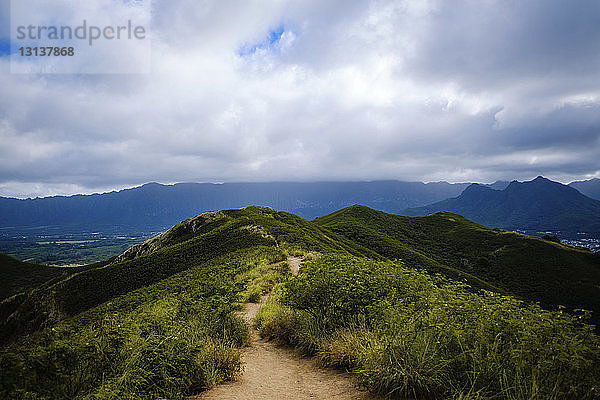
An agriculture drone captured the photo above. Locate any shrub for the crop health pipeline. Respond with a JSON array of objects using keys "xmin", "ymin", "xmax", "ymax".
[
  {"xmin": 0, "ymin": 246, "xmax": 283, "ymax": 399},
  {"xmin": 257, "ymin": 255, "xmax": 600, "ymax": 400}
]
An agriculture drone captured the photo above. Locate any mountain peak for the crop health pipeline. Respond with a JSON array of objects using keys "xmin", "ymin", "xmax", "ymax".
[
  {"xmin": 507, "ymin": 176, "xmax": 561, "ymax": 189},
  {"xmin": 458, "ymin": 184, "xmax": 497, "ymax": 201},
  {"xmin": 506, "ymin": 177, "xmax": 580, "ymax": 196},
  {"xmin": 464, "ymin": 183, "xmax": 490, "ymax": 191},
  {"xmin": 532, "ymin": 176, "xmax": 553, "ymax": 183},
  {"xmin": 485, "ymin": 181, "xmax": 511, "ymax": 191},
  {"xmin": 403, "ymin": 175, "xmax": 600, "ymax": 234}
]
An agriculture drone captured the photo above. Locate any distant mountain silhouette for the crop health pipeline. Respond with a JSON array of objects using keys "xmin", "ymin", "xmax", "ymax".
[
  {"xmin": 570, "ymin": 178, "xmax": 600, "ymax": 201},
  {"xmin": 0, "ymin": 181, "xmax": 469, "ymax": 231},
  {"xmin": 484, "ymin": 180, "xmax": 511, "ymax": 191},
  {"xmin": 403, "ymin": 176, "xmax": 600, "ymax": 234}
]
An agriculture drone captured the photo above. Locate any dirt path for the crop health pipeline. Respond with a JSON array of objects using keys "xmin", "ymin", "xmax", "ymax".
[
  {"xmin": 288, "ymin": 256, "xmax": 303, "ymax": 275},
  {"xmin": 195, "ymin": 257, "xmax": 375, "ymax": 400}
]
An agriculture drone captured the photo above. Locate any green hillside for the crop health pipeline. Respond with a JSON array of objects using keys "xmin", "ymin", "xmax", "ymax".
[
  {"xmin": 315, "ymin": 205, "xmax": 600, "ymax": 319},
  {"xmin": 0, "ymin": 253, "xmax": 86, "ymax": 301},
  {"xmin": 0, "ymin": 207, "xmax": 371, "ymax": 344},
  {"xmin": 2, "ymin": 206, "xmax": 600, "ymax": 399},
  {"xmin": 258, "ymin": 255, "xmax": 599, "ymax": 400}
]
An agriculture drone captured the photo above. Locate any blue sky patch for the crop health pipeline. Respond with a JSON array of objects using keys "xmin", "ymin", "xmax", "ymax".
[
  {"xmin": 238, "ymin": 24, "xmax": 285, "ymax": 57},
  {"xmin": 0, "ymin": 38, "xmax": 11, "ymax": 57}
]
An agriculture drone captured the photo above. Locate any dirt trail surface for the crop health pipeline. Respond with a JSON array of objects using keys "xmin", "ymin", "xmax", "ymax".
[
  {"xmin": 288, "ymin": 256, "xmax": 303, "ymax": 275},
  {"xmin": 195, "ymin": 257, "xmax": 376, "ymax": 400}
]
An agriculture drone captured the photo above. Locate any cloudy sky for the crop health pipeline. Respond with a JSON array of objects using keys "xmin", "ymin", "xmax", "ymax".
[{"xmin": 1, "ymin": 0, "xmax": 599, "ymax": 198}]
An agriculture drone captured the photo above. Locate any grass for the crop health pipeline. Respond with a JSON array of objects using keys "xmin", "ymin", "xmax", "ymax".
[
  {"xmin": 0, "ymin": 246, "xmax": 284, "ymax": 399},
  {"xmin": 0, "ymin": 206, "xmax": 322, "ymax": 398},
  {"xmin": 3, "ymin": 205, "xmax": 600, "ymax": 399},
  {"xmin": 315, "ymin": 206, "xmax": 600, "ymax": 322},
  {"xmin": 237, "ymin": 260, "xmax": 292, "ymax": 303},
  {"xmin": 256, "ymin": 255, "xmax": 600, "ymax": 399},
  {"xmin": 0, "ymin": 211, "xmax": 282, "ymax": 343},
  {"xmin": 0, "ymin": 253, "xmax": 89, "ymax": 300}
]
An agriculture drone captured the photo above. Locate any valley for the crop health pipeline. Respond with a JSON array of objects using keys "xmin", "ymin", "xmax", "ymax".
[{"xmin": 0, "ymin": 227, "xmax": 158, "ymax": 266}]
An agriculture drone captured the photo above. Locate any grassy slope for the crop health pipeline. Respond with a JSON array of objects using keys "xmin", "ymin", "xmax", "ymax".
[
  {"xmin": 0, "ymin": 206, "xmax": 329, "ymax": 399},
  {"xmin": 1, "ymin": 245, "xmax": 286, "ymax": 399},
  {"xmin": 5, "ymin": 205, "xmax": 600, "ymax": 342},
  {"xmin": 3, "ymin": 205, "xmax": 600, "ymax": 399},
  {"xmin": 0, "ymin": 207, "xmax": 370, "ymax": 344},
  {"xmin": 0, "ymin": 253, "xmax": 84, "ymax": 300},
  {"xmin": 315, "ymin": 205, "xmax": 600, "ymax": 318}
]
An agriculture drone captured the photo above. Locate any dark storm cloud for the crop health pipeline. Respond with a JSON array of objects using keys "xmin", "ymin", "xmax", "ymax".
[
  {"xmin": 496, "ymin": 104, "xmax": 600, "ymax": 151},
  {"xmin": 408, "ymin": 0, "xmax": 600, "ymax": 89}
]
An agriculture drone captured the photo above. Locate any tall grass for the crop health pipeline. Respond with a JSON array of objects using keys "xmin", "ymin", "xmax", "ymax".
[
  {"xmin": 238, "ymin": 259, "xmax": 292, "ymax": 303},
  {"xmin": 0, "ymin": 246, "xmax": 285, "ymax": 399},
  {"xmin": 256, "ymin": 255, "xmax": 600, "ymax": 399}
]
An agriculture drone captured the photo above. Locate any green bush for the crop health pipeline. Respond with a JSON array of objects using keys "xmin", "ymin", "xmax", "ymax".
[
  {"xmin": 237, "ymin": 258, "xmax": 293, "ymax": 304},
  {"xmin": 241, "ymin": 284, "xmax": 264, "ymax": 303},
  {"xmin": 257, "ymin": 255, "xmax": 600, "ymax": 400}
]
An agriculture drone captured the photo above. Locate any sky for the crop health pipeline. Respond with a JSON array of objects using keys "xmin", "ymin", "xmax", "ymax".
[{"xmin": 0, "ymin": 0, "xmax": 599, "ymax": 198}]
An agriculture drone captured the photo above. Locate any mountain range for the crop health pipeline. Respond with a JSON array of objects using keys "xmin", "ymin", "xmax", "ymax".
[
  {"xmin": 0, "ymin": 180, "xmax": 470, "ymax": 231},
  {"xmin": 1, "ymin": 177, "xmax": 599, "ymax": 237},
  {"xmin": 403, "ymin": 176, "xmax": 600, "ymax": 235}
]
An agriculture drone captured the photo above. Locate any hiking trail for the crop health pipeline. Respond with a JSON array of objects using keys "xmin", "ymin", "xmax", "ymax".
[{"xmin": 195, "ymin": 256, "xmax": 375, "ymax": 400}]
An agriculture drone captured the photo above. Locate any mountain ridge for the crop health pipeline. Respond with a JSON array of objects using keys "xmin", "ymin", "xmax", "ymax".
[
  {"xmin": 315, "ymin": 205, "xmax": 600, "ymax": 315},
  {"xmin": 0, "ymin": 180, "xmax": 471, "ymax": 230},
  {"xmin": 570, "ymin": 178, "xmax": 600, "ymax": 200},
  {"xmin": 403, "ymin": 176, "xmax": 600, "ymax": 234},
  {"xmin": 5, "ymin": 204, "xmax": 599, "ymax": 344}
]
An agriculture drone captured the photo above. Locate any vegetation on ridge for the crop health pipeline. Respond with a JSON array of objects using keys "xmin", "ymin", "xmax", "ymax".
[
  {"xmin": 315, "ymin": 205, "xmax": 600, "ymax": 321},
  {"xmin": 257, "ymin": 255, "xmax": 600, "ymax": 399},
  {"xmin": 1, "ymin": 206, "xmax": 600, "ymax": 399},
  {"xmin": 0, "ymin": 253, "xmax": 90, "ymax": 300},
  {"xmin": 1, "ymin": 246, "xmax": 284, "ymax": 399}
]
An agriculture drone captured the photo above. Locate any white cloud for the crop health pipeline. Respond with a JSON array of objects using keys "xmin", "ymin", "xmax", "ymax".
[{"xmin": 1, "ymin": 0, "xmax": 599, "ymax": 197}]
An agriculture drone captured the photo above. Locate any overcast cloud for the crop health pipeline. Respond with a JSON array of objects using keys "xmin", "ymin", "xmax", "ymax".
[{"xmin": 0, "ymin": 0, "xmax": 599, "ymax": 198}]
